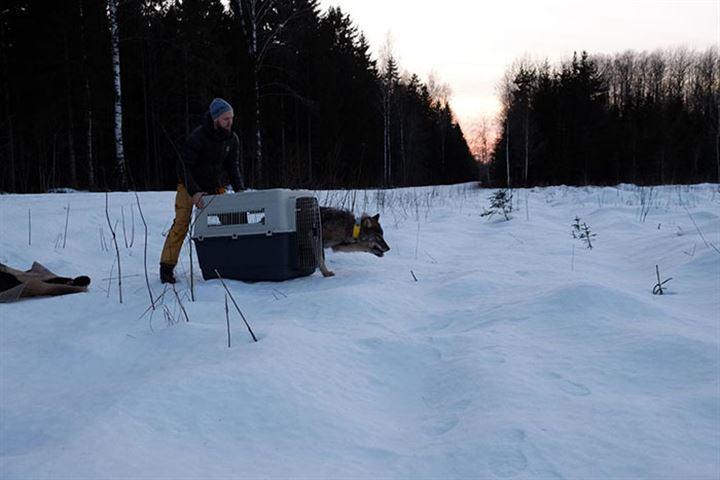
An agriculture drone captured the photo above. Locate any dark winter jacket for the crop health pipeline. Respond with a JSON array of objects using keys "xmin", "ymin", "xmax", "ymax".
[{"xmin": 178, "ymin": 113, "xmax": 245, "ymax": 196}]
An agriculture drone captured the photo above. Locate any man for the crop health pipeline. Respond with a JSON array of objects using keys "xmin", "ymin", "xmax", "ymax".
[{"xmin": 159, "ymin": 98, "xmax": 245, "ymax": 284}]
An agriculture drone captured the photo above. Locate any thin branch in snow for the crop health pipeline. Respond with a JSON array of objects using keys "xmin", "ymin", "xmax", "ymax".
[
  {"xmin": 414, "ymin": 223, "xmax": 420, "ymax": 259},
  {"xmin": 106, "ymin": 256, "xmax": 117, "ymax": 299},
  {"xmin": 214, "ymin": 269, "xmax": 258, "ymax": 342},
  {"xmin": 685, "ymin": 206, "xmax": 720, "ymax": 255},
  {"xmin": 129, "ymin": 203, "xmax": 135, "ymax": 249},
  {"xmin": 653, "ymin": 265, "xmax": 672, "ymax": 295},
  {"xmin": 172, "ymin": 284, "xmax": 190, "ymax": 323},
  {"xmin": 105, "ymin": 192, "xmax": 123, "ymax": 303},
  {"xmin": 62, "ymin": 203, "xmax": 70, "ymax": 248},
  {"xmin": 134, "ymin": 192, "xmax": 155, "ymax": 309},
  {"xmin": 188, "ymin": 234, "xmax": 195, "ymax": 302},
  {"xmin": 425, "ymin": 252, "xmax": 437, "ymax": 264},
  {"xmin": 121, "ymin": 205, "xmax": 128, "ymax": 249},
  {"xmin": 225, "ymin": 293, "xmax": 231, "ymax": 348}
]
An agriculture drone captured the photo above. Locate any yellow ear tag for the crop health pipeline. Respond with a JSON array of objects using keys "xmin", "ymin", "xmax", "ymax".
[{"xmin": 352, "ymin": 224, "xmax": 361, "ymax": 239}]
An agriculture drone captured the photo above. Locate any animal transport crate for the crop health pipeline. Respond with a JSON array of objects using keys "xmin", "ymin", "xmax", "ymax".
[{"xmin": 191, "ymin": 189, "xmax": 321, "ymax": 281}]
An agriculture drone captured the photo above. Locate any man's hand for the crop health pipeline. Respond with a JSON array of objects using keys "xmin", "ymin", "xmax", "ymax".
[{"xmin": 192, "ymin": 192, "xmax": 207, "ymax": 209}]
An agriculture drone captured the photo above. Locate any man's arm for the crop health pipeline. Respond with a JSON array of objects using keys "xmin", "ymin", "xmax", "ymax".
[
  {"xmin": 178, "ymin": 131, "xmax": 203, "ymax": 196},
  {"xmin": 225, "ymin": 133, "xmax": 245, "ymax": 192}
]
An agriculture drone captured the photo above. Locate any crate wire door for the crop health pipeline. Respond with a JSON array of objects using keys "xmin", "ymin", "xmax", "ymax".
[{"xmin": 295, "ymin": 197, "xmax": 321, "ymax": 270}]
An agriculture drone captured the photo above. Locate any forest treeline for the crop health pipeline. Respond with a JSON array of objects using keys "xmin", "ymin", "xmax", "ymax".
[
  {"xmin": 0, "ymin": 0, "xmax": 477, "ymax": 193},
  {"xmin": 490, "ymin": 48, "xmax": 719, "ymax": 187}
]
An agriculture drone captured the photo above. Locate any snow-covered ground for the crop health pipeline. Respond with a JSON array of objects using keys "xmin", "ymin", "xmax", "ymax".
[{"xmin": 1, "ymin": 183, "xmax": 719, "ymax": 479}]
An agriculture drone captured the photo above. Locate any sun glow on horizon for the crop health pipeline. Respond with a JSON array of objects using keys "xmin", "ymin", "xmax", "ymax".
[{"xmin": 318, "ymin": 0, "xmax": 718, "ymax": 156}]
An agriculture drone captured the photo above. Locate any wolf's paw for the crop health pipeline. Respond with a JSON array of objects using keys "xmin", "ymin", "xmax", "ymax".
[{"xmin": 321, "ymin": 270, "xmax": 335, "ymax": 277}]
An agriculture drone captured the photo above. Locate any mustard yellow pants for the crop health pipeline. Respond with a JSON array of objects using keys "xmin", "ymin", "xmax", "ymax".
[{"xmin": 160, "ymin": 184, "xmax": 225, "ymax": 266}]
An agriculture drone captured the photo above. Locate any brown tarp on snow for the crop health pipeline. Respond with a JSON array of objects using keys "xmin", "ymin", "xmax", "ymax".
[{"xmin": 0, "ymin": 262, "xmax": 90, "ymax": 303}]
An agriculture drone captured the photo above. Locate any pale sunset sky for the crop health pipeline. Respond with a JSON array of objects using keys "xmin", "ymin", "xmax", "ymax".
[{"xmin": 316, "ymin": 0, "xmax": 719, "ymax": 145}]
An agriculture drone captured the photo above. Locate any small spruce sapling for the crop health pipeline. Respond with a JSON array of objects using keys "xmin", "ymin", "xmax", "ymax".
[
  {"xmin": 481, "ymin": 189, "xmax": 513, "ymax": 221},
  {"xmin": 572, "ymin": 216, "xmax": 596, "ymax": 249}
]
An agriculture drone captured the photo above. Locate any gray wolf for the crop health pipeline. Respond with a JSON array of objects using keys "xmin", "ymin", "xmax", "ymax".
[{"xmin": 316, "ymin": 207, "xmax": 391, "ymax": 277}]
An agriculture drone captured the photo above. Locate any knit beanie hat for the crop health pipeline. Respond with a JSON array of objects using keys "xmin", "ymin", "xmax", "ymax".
[{"xmin": 209, "ymin": 98, "xmax": 233, "ymax": 120}]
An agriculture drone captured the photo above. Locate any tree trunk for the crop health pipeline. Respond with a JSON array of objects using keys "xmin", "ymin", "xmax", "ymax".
[
  {"xmin": 3, "ymin": 75, "xmax": 15, "ymax": 192},
  {"xmin": 63, "ymin": 35, "xmax": 78, "ymax": 188},
  {"xmin": 716, "ymin": 101, "xmax": 720, "ymax": 184},
  {"xmin": 108, "ymin": 0, "xmax": 128, "ymax": 188},
  {"xmin": 383, "ymin": 94, "xmax": 389, "ymax": 185},
  {"xmin": 7, "ymin": 109, "xmax": 16, "ymax": 192},
  {"xmin": 254, "ymin": 72, "xmax": 263, "ymax": 186},
  {"xmin": 183, "ymin": 48, "xmax": 190, "ymax": 136},
  {"xmin": 524, "ymin": 107, "xmax": 529, "ymax": 186},
  {"xmin": 141, "ymin": 41, "xmax": 151, "ymax": 189},
  {"xmin": 294, "ymin": 97, "xmax": 300, "ymax": 187},
  {"xmin": 399, "ymin": 115, "xmax": 405, "ymax": 186},
  {"xmin": 660, "ymin": 149, "xmax": 665, "ymax": 184},
  {"xmin": 79, "ymin": 0, "xmax": 95, "ymax": 189},
  {"xmin": 505, "ymin": 118, "xmax": 511, "ymax": 188},
  {"xmin": 280, "ymin": 96, "xmax": 286, "ymax": 185},
  {"xmin": 307, "ymin": 107, "xmax": 312, "ymax": 185},
  {"xmin": 235, "ymin": 0, "xmax": 263, "ymax": 187}
]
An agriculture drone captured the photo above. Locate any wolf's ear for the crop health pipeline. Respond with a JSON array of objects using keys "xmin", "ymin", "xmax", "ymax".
[
  {"xmin": 372, "ymin": 214, "xmax": 380, "ymax": 222},
  {"xmin": 362, "ymin": 217, "xmax": 372, "ymax": 228}
]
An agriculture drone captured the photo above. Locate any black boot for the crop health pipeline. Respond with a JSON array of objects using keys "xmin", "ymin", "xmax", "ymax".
[{"xmin": 160, "ymin": 263, "xmax": 176, "ymax": 284}]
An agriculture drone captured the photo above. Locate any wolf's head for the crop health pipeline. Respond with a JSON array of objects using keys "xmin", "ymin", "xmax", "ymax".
[{"xmin": 359, "ymin": 214, "xmax": 391, "ymax": 257}]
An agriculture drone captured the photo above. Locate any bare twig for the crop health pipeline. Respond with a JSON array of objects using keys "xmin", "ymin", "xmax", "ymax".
[
  {"xmin": 106, "ymin": 256, "xmax": 116, "ymax": 299},
  {"xmin": 685, "ymin": 206, "xmax": 720, "ymax": 255},
  {"xmin": 411, "ymin": 270, "xmax": 418, "ymax": 282},
  {"xmin": 134, "ymin": 192, "xmax": 155, "ymax": 309},
  {"xmin": 129, "ymin": 203, "xmax": 135, "ymax": 248},
  {"xmin": 525, "ymin": 193, "xmax": 530, "ymax": 221},
  {"xmin": 414, "ymin": 223, "xmax": 420, "ymax": 259},
  {"xmin": 162, "ymin": 304, "xmax": 175, "ymax": 326},
  {"xmin": 100, "ymin": 273, "xmax": 143, "ymax": 281},
  {"xmin": 121, "ymin": 205, "xmax": 128, "ymax": 249},
  {"xmin": 189, "ymin": 235, "xmax": 195, "ymax": 302},
  {"xmin": 105, "ymin": 192, "xmax": 123, "ymax": 303},
  {"xmin": 63, "ymin": 203, "xmax": 70, "ymax": 248},
  {"xmin": 137, "ymin": 288, "xmax": 169, "ymax": 322},
  {"xmin": 225, "ymin": 293, "xmax": 231, "ymax": 348},
  {"xmin": 99, "ymin": 226, "xmax": 106, "ymax": 251},
  {"xmin": 214, "ymin": 269, "xmax": 258, "ymax": 342},
  {"xmin": 653, "ymin": 265, "xmax": 672, "ymax": 295},
  {"xmin": 172, "ymin": 284, "xmax": 190, "ymax": 323}
]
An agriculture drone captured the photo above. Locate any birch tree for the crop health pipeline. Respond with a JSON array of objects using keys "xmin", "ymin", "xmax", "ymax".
[
  {"xmin": 379, "ymin": 34, "xmax": 399, "ymax": 186},
  {"xmin": 233, "ymin": 0, "xmax": 267, "ymax": 187},
  {"xmin": 428, "ymin": 71, "xmax": 452, "ymax": 182},
  {"xmin": 107, "ymin": 0, "xmax": 127, "ymax": 189}
]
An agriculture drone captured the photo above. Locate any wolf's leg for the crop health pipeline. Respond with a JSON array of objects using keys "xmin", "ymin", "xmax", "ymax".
[
  {"xmin": 314, "ymin": 234, "xmax": 334, "ymax": 277},
  {"xmin": 318, "ymin": 247, "xmax": 335, "ymax": 277}
]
